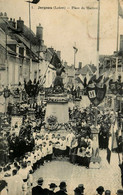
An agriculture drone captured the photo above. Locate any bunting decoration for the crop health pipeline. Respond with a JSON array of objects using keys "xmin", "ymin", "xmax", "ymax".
[
  {"xmin": 24, "ymin": 79, "xmax": 39, "ymax": 98},
  {"xmin": 87, "ymin": 84, "xmax": 106, "ymax": 106},
  {"xmin": 3, "ymin": 88, "xmax": 11, "ymax": 98},
  {"xmin": 85, "ymin": 74, "xmax": 107, "ymax": 106}
]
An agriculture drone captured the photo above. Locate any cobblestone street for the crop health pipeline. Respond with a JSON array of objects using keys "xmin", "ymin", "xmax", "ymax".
[{"xmin": 33, "ymin": 150, "xmax": 122, "ymax": 195}]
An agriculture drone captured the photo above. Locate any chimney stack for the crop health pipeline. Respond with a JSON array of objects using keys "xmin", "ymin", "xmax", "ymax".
[
  {"xmin": 36, "ymin": 23, "xmax": 43, "ymax": 41},
  {"xmin": 56, "ymin": 51, "xmax": 61, "ymax": 59},
  {"xmin": 78, "ymin": 62, "xmax": 82, "ymax": 69},
  {"xmin": 13, "ymin": 19, "xmax": 16, "ymax": 28},
  {"xmin": 0, "ymin": 12, "xmax": 8, "ymax": 21},
  {"xmin": 8, "ymin": 18, "xmax": 16, "ymax": 28},
  {"xmin": 64, "ymin": 61, "xmax": 67, "ymax": 67},
  {"xmin": 17, "ymin": 17, "xmax": 24, "ymax": 32}
]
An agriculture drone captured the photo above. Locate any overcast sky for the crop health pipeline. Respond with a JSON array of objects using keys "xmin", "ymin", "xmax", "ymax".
[{"xmin": 0, "ymin": 0, "xmax": 123, "ymax": 67}]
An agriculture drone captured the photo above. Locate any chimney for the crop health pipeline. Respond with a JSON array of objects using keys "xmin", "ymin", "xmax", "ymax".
[
  {"xmin": 13, "ymin": 19, "xmax": 16, "ymax": 28},
  {"xmin": 9, "ymin": 18, "xmax": 15, "ymax": 28},
  {"xmin": 0, "ymin": 12, "xmax": 8, "ymax": 21},
  {"xmin": 56, "ymin": 51, "xmax": 61, "ymax": 59},
  {"xmin": 36, "ymin": 23, "xmax": 43, "ymax": 41},
  {"xmin": 78, "ymin": 62, "xmax": 82, "ymax": 69},
  {"xmin": 17, "ymin": 17, "xmax": 24, "ymax": 32},
  {"xmin": 0, "ymin": 12, "xmax": 3, "ymax": 16},
  {"xmin": 64, "ymin": 61, "xmax": 67, "ymax": 67}
]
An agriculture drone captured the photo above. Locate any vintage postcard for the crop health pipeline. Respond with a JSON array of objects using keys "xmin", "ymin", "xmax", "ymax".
[{"xmin": 0, "ymin": 0, "xmax": 123, "ymax": 195}]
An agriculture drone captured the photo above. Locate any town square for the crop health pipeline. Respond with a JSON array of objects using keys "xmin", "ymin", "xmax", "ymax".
[{"xmin": 0, "ymin": 0, "xmax": 123, "ymax": 195}]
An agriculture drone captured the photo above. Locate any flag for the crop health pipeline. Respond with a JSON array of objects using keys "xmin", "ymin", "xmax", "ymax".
[
  {"xmin": 50, "ymin": 52, "xmax": 61, "ymax": 69},
  {"xmin": 118, "ymin": 0, "xmax": 123, "ymax": 18},
  {"xmin": 78, "ymin": 74, "xmax": 84, "ymax": 84},
  {"xmin": 89, "ymin": 74, "xmax": 96, "ymax": 83},
  {"xmin": 73, "ymin": 46, "xmax": 78, "ymax": 53},
  {"xmin": 26, "ymin": 0, "xmax": 40, "ymax": 4},
  {"xmin": 75, "ymin": 75, "xmax": 84, "ymax": 86},
  {"xmin": 95, "ymin": 75, "xmax": 103, "ymax": 83},
  {"xmin": 85, "ymin": 72, "xmax": 91, "ymax": 84}
]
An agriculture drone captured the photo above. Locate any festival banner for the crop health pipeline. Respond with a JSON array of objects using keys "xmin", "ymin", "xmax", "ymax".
[{"xmin": 87, "ymin": 84, "xmax": 106, "ymax": 106}]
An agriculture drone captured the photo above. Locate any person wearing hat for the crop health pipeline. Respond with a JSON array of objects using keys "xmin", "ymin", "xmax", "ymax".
[
  {"xmin": 44, "ymin": 183, "xmax": 57, "ymax": 195},
  {"xmin": 74, "ymin": 187, "xmax": 81, "ymax": 195},
  {"xmin": 55, "ymin": 181, "xmax": 68, "ymax": 195},
  {"xmin": 105, "ymin": 190, "xmax": 111, "ymax": 195},
  {"xmin": 96, "ymin": 186, "xmax": 105, "ymax": 195},
  {"xmin": 116, "ymin": 189, "xmax": 123, "ymax": 195},
  {"xmin": 78, "ymin": 184, "xmax": 85, "ymax": 195},
  {"xmin": 0, "ymin": 180, "xmax": 8, "ymax": 195},
  {"xmin": 32, "ymin": 177, "xmax": 44, "ymax": 195}
]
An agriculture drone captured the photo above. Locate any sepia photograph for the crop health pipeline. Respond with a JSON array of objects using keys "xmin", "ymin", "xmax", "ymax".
[{"xmin": 0, "ymin": 0, "xmax": 123, "ymax": 194}]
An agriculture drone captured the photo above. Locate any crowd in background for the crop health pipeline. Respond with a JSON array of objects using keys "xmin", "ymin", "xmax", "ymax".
[
  {"xmin": 0, "ymin": 99, "xmax": 122, "ymax": 195},
  {"xmin": 0, "ymin": 176, "xmax": 123, "ymax": 195},
  {"xmin": 0, "ymin": 128, "xmax": 94, "ymax": 195},
  {"xmin": 0, "ymin": 102, "xmax": 122, "ymax": 167}
]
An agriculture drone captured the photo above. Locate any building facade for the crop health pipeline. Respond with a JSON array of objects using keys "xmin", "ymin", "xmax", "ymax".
[{"xmin": 0, "ymin": 12, "xmax": 60, "ymax": 90}]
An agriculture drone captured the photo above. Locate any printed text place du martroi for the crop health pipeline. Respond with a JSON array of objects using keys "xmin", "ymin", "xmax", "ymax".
[{"xmin": 38, "ymin": 6, "xmax": 98, "ymax": 10}]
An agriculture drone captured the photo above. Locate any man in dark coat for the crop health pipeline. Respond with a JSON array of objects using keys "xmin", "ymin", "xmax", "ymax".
[
  {"xmin": 32, "ymin": 177, "xmax": 45, "ymax": 195},
  {"xmin": 78, "ymin": 184, "xmax": 85, "ymax": 195},
  {"xmin": 45, "ymin": 183, "xmax": 57, "ymax": 195},
  {"xmin": 55, "ymin": 181, "xmax": 68, "ymax": 195},
  {"xmin": 74, "ymin": 187, "xmax": 81, "ymax": 195},
  {"xmin": 96, "ymin": 186, "xmax": 105, "ymax": 195}
]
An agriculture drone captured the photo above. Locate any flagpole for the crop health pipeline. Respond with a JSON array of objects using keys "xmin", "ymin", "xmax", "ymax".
[
  {"xmin": 29, "ymin": 1, "xmax": 32, "ymax": 80},
  {"xmin": 5, "ymin": 24, "xmax": 8, "ymax": 116},
  {"xmin": 95, "ymin": 0, "xmax": 100, "ymax": 127},
  {"xmin": 116, "ymin": 0, "xmax": 119, "ymax": 53},
  {"xmin": 73, "ymin": 43, "xmax": 77, "ymax": 89},
  {"xmin": 5, "ymin": 25, "xmax": 8, "ymax": 87},
  {"xmin": 96, "ymin": 0, "xmax": 100, "ymax": 79},
  {"xmin": 115, "ymin": 0, "xmax": 119, "ymax": 81}
]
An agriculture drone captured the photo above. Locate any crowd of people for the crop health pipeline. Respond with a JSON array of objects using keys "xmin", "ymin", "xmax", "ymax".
[
  {"xmin": 69, "ymin": 106, "xmax": 122, "ymax": 152},
  {"xmin": 0, "ymin": 176, "xmax": 123, "ymax": 195},
  {"xmin": 0, "ymin": 98, "xmax": 122, "ymax": 195},
  {"xmin": 0, "ymin": 128, "xmax": 94, "ymax": 194},
  {"xmin": 0, "ymin": 124, "xmax": 122, "ymax": 195}
]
